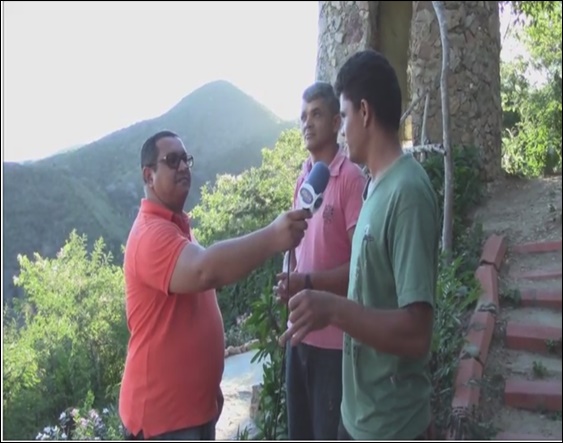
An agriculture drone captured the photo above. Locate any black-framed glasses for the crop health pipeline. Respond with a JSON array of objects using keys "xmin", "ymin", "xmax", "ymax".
[{"xmin": 158, "ymin": 152, "xmax": 194, "ymax": 170}]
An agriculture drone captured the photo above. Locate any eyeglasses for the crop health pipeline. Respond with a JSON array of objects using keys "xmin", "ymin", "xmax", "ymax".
[{"xmin": 157, "ymin": 152, "xmax": 194, "ymax": 170}]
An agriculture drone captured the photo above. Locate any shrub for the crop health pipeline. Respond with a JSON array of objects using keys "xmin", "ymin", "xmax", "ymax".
[
  {"xmin": 3, "ymin": 233, "xmax": 127, "ymax": 440},
  {"xmin": 33, "ymin": 392, "xmax": 123, "ymax": 441}
]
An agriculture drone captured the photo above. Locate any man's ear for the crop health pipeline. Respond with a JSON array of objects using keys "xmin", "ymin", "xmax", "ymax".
[
  {"xmin": 142, "ymin": 167, "xmax": 154, "ymax": 187},
  {"xmin": 332, "ymin": 113, "xmax": 342, "ymax": 136},
  {"xmin": 360, "ymin": 99, "xmax": 371, "ymax": 128}
]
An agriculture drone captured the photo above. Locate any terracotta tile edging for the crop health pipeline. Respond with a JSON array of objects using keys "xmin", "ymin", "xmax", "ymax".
[
  {"xmin": 447, "ymin": 234, "xmax": 507, "ymax": 440},
  {"xmin": 480, "ymin": 234, "xmax": 508, "ymax": 272}
]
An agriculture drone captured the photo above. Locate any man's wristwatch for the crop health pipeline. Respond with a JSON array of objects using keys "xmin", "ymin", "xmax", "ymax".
[{"xmin": 304, "ymin": 274, "xmax": 313, "ymax": 290}]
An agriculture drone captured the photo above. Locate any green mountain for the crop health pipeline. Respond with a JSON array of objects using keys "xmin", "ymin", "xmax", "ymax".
[{"xmin": 3, "ymin": 80, "xmax": 297, "ymax": 304}]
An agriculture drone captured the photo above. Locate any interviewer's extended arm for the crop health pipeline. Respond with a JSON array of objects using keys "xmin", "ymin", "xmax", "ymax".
[
  {"xmin": 170, "ymin": 225, "xmax": 279, "ymax": 294},
  {"xmin": 169, "ymin": 209, "xmax": 310, "ymax": 294}
]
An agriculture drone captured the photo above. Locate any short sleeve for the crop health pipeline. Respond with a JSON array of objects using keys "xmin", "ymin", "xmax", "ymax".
[
  {"xmin": 133, "ymin": 220, "xmax": 190, "ymax": 295},
  {"xmin": 342, "ymin": 167, "xmax": 367, "ymax": 232},
  {"xmin": 389, "ymin": 186, "xmax": 439, "ymax": 309}
]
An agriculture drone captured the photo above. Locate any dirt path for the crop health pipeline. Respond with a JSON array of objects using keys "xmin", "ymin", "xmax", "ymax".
[{"xmin": 473, "ymin": 175, "xmax": 562, "ymax": 440}]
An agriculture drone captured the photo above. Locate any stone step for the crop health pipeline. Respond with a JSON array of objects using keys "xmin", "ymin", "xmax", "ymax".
[
  {"xmin": 516, "ymin": 268, "xmax": 562, "ymax": 281},
  {"xmin": 505, "ymin": 307, "xmax": 562, "ymax": 332},
  {"xmin": 492, "ymin": 408, "xmax": 563, "ymax": 441},
  {"xmin": 501, "ymin": 350, "xmax": 562, "ymax": 383},
  {"xmin": 512, "ymin": 240, "xmax": 562, "ymax": 255},
  {"xmin": 504, "ymin": 378, "xmax": 562, "ymax": 412},
  {"xmin": 505, "ymin": 322, "xmax": 563, "ymax": 355},
  {"xmin": 520, "ymin": 287, "xmax": 562, "ymax": 311}
]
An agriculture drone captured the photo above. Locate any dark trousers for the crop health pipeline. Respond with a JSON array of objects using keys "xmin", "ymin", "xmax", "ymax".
[
  {"xmin": 285, "ymin": 342, "xmax": 343, "ymax": 440},
  {"xmin": 124, "ymin": 420, "xmax": 215, "ymax": 440},
  {"xmin": 337, "ymin": 417, "xmax": 433, "ymax": 440}
]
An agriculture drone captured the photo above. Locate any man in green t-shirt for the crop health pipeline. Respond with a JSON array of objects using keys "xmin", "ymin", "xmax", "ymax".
[{"xmin": 280, "ymin": 49, "xmax": 440, "ymax": 440}]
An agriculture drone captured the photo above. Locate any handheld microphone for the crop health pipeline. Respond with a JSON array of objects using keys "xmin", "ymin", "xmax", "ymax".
[
  {"xmin": 297, "ymin": 161, "xmax": 331, "ymax": 214},
  {"xmin": 286, "ymin": 161, "xmax": 330, "ymax": 268}
]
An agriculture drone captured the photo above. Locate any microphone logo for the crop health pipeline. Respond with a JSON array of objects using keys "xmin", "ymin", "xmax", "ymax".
[
  {"xmin": 299, "ymin": 187, "xmax": 314, "ymax": 206},
  {"xmin": 297, "ymin": 161, "xmax": 330, "ymax": 215}
]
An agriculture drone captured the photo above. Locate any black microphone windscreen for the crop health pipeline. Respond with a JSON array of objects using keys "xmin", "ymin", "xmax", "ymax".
[{"xmin": 306, "ymin": 161, "xmax": 330, "ymax": 194}]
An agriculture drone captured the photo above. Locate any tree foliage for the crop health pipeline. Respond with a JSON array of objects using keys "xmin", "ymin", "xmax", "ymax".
[
  {"xmin": 3, "ymin": 232, "xmax": 128, "ymax": 440},
  {"xmin": 508, "ymin": 1, "xmax": 560, "ymax": 26},
  {"xmin": 501, "ymin": 1, "xmax": 562, "ymax": 176}
]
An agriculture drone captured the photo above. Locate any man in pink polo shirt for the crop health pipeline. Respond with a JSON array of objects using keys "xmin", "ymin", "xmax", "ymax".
[{"xmin": 275, "ymin": 82, "xmax": 366, "ymax": 440}]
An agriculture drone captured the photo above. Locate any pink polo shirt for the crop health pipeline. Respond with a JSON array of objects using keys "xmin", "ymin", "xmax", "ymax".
[{"xmin": 290, "ymin": 148, "xmax": 366, "ymax": 350}]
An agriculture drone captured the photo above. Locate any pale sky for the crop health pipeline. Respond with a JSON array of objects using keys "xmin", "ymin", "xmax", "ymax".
[
  {"xmin": 3, "ymin": 1, "xmax": 527, "ymax": 163},
  {"xmin": 3, "ymin": 1, "xmax": 320, "ymax": 163}
]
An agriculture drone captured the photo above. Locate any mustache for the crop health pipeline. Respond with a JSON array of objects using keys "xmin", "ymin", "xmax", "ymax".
[{"xmin": 176, "ymin": 173, "xmax": 190, "ymax": 181}]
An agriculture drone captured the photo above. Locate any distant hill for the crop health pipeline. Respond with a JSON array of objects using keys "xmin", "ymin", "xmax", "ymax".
[{"xmin": 3, "ymin": 80, "xmax": 296, "ymax": 304}]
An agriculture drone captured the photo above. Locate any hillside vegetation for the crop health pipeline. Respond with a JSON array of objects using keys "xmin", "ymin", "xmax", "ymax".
[{"xmin": 3, "ymin": 80, "xmax": 295, "ymax": 304}]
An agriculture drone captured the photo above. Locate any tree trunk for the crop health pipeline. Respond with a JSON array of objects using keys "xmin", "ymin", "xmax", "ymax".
[{"xmin": 432, "ymin": 1, "xmax": 454, "ymax": 264}]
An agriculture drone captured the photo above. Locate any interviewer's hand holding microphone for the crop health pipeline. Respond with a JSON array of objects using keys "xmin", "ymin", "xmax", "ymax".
[
  {"xmin": 273, "ymin": 162, "xmax": 340, "ymax": 347},
  {"xmin": 269, "ymin": 208, "xmax": 312, "ymax": 252}
]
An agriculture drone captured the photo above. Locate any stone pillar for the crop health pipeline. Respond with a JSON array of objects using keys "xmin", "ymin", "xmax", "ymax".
[
  {"xmin": 316, "ymin": 1, "xmax": 376, "ymax": 84},
  {"xmin": 409, "ymin": 1, "xmax": 503, "ymax": 182}
]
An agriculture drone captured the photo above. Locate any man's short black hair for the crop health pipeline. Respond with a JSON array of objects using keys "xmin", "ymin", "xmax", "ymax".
[
  {"xmin": 302, "ymin": 81, "xmax": 340, "ymax": 116},
  {"xmin": 335, "ymin": 49, "xmax": 402, "ymax": 133},
  {"xmin": 140, "ymin": 130, "xmax": 179, "ymax": 169}
]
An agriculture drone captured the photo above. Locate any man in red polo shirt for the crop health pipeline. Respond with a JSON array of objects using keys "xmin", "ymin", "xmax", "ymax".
[{"xmin": 119, "ymin": 130, "xmax": 311, "ymax": 440}]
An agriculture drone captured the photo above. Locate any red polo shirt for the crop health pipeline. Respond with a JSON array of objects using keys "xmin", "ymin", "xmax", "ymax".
[{"xmin": 119, "ymin": 199, "xmax": 225, "ymax": 438}]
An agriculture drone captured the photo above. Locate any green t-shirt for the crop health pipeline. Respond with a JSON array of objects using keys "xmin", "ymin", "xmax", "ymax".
[{"xmin": 341, "ymin": 153, "xmax": 440, "ymax": 440}]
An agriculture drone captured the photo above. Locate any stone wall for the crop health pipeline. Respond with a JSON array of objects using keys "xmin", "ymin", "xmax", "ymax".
[
  {"xmin": 316, "ymin": 0, "xmax": 503, "ymax": 182},
  {"xmin": 409, "ymin": 1, "xmax": 502, "ymax": 182},
  {"xmin": 316, "ymin": 1, "xmax": 376, "ymax": 84}
]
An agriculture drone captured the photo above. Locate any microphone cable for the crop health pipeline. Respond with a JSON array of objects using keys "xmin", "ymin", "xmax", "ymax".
[{"xmin": 271, "ymin": 248, "xmax": 291, "ymax": 439}]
